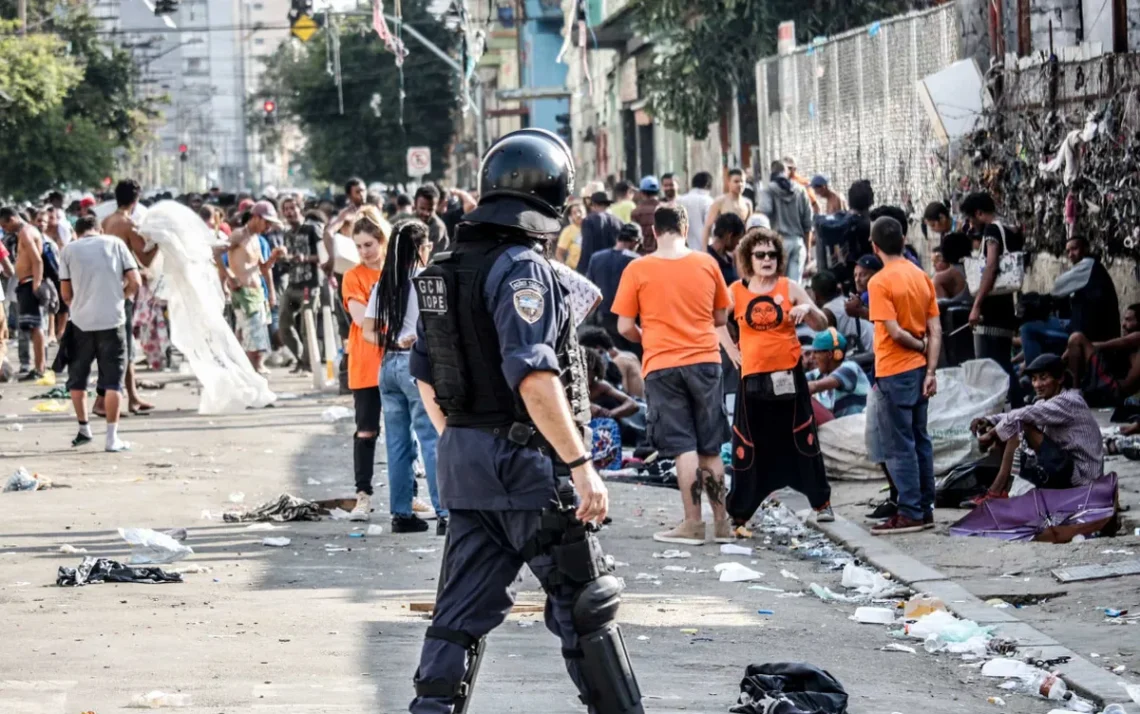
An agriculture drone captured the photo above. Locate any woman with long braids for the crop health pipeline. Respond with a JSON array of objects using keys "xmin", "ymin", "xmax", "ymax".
[
  {"xmin": 343, "ymin": 209, "xmax": 390, "ymax": 522},
  {"xmin": 363, "ymin": 219, "xmax": 446, "ymax": 534}
]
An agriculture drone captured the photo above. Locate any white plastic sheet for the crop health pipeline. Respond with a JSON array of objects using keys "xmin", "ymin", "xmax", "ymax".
[
  {"xmin": 136, "ymin": 201, "xmax": 275, "ymax": 414},
  {"xmin": 819, "ymin": 359, "xmax": 1009, "ymax": 480},
  {"xmin": 119, "ymin": 527, "xmax": 194, "ymax": 565}
]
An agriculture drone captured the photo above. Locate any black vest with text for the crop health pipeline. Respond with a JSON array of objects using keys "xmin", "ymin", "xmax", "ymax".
[{"xmin": 412, "ymin": 227, "xmax": 590, "ymax": 432}]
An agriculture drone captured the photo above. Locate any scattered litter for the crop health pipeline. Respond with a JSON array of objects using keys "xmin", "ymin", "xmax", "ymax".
[
  {"xmin": 7, "ymin": 423, "xmax": 22, "ymax": 432},
  {"xmin": 881, "ymin": 643, "xmax": 917, "ymax": 654},
  {"xmin": 276, "ymin": 392, "xmax": 299, "ymax": 400},
  {"xmin": 776, "ymin": 591, "xmax": 805, "ymax": 598},
  {"xmin": 223, "ymin": 493, "xmax": 322, "ymax": 523},
  {"xmin": 904, "ymin": 595, "xmax": 947, "ymax": 618},
  {"xmin": 987, "ymin": 696, "xmax": 1006, "ymax": 707},
  {"xmin": 1105, "ymin": 608, "xmax": 1128, "ymax": 618},
  {"xmin": 734, "ymin": 661, "xmax": 849, "ymax": 714},
  {"xmin": 4, "ymin": 467, "xmax": 52, "ymax": 492},
  {"xmin": 127, "ymin": 690, "xmax": 191, "ymax": 708},
  {"xmin": 982, "ymin": 658, "xmax": 1036, "ymax": 679},
  {"xmin": 262, "ymin": 537, "xmax": 291, "ymax": 547},
  {"xmin": 663, "ymin": 565, "xmax": 706, "ymax": 573},
  {"xmin": 757, "ymin": 609, "xmax": 775, "ymax": 616},
  {"xmin": 1090, "ymin": 652, "xmax": 1101, "ymax": 658},
  {"xmin": 324, "ymin": 544, "xmax": 349, "ymax": 552},
  {"xmin": 307, "ymin": 478, "xmax": 322, "ymax": 485},
  {"xmin": 779, "ymin": 569, "xmax": 800, "ymax": 581},
  {"xmin": 719, "ymin": 543, "xmax": 752, "ymax": 556},
  {"xmin": 327, "ymin": 508, "xmax": 352, "ymax": 521},
  {"xmin": 32, "ymin": 400, "xmax": 68, "ymax": 413},
  {"xmin": 1112, "ymin": 665, "xmax": 1126, "ymax": 673},
  {"xmin": 244, "ymin": 523, "xmax": 282, "ymax": 531},
  {"xmin": 851, "ymin": 607, "xmax": 896, "ymax": 625},
  {"xmin": 169, "ymin": 564, "xmax": 211, "ymax": 575},
  {"xmin": 228, "ymin": 492, "xmax": 245, "ymax": 504},
  {"xmin": 636, "ymin": 635, "xmax": 650, "ymax": 641},
  {"xmin": 200, "ymin": 510, "xmax": 215, "ymax": 521},
  {"xmin": 906, "ymin": 610, "xmax": 993, "ymax": 643},
  {"xmin": 58, "ymin": 557, "xmax": 183, "ymax": 586},
  {"xmin": 408, "ymin": 547, "xmax": 437, "ymax": 554},
  {"xmin": 652, "ymin": 549, "xmax": 691, "ymax": 559},
  {"xmin": 517, "ymin": 621, "xmax": 535, "ymax": 628},
  {"xmin": 322, "ymin": 406, "xmax": 355, "ymax": 423},
  {"xmin": 1101, "ymin": 549, "xmax": 1135, "ymax": 555},
  {"xmin": 715, "ymin": 562, "xmax": 765, "ymax": 582},
  {"xmin": 634, "ymin": 573, "xmax": 656, "ymax": 581},
  {"xmin": 366, "ymin": 524, "xmax": 384, "ymax": 536},
  {"xmin": 679, "ymin": 628, "xmax": 699, "ymax": 635},
  {"xmin": 748, "ymin": 585, "xmax": 785, "ymax": 593},
  {"xmin": 119, "ymin": 528, "xmax": 193, "ymax": 565},
  {"xmin": 59, "ymin": 544, "xmax": 88, "ymax": 554},
  {"xmin": 349, "ymin": 533, "xmax": 364, "ymax": 538},
  {"xmin": 923, "ymin": 633, "xmax": 989, "ymax": 658},
  {"xmin": 985, "ymin": 598, "xmax": 1012, "ymax": 609},
  {"xmin": 841, "ymin": 563, "xmax": 905, "ymax": 598},
  {"xmin": 809, "ymin": 583, "xmax": 863, "ymax": 603}
]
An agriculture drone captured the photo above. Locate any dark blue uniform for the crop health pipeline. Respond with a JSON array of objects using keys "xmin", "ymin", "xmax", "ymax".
[{"xmin": 408, "ymin": 245, "xmax": 592, "ymax": 713}]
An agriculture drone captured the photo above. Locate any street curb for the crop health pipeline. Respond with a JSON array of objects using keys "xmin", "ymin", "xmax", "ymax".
[{"xmin": 813, "ymin": 514, "xmax": 1137, "ymax": 709}]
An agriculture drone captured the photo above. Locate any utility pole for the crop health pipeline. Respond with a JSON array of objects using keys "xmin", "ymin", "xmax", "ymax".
[{"xmin": 17, "ymin": 0, "xmax": 26, "ymax": 35}]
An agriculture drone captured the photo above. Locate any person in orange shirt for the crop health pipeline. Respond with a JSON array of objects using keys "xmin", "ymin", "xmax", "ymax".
[
  {"xmin": 613, "ymin": 204, "xmax": 733, "ymax": 546},
  {"xmin": 865, "ymin": 216, "xmax": 942, "ymax": 536},
  {"xmin": 341, "ymin": 210, "xmax": 390, "ymax": 521},
  {"xmin": 717, "ymin": 228, "xmax": 832, "ymax": 533}
]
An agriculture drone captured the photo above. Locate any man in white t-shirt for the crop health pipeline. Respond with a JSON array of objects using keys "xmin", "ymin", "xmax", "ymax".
[{"xmin": 59, "ymin": 216, "xmax": 141, "ymax": 452}]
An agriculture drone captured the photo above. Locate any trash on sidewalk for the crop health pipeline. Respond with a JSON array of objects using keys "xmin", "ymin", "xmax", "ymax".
[
  {"xmin": 779, "ymin": 569, "xmax": 800, "ymax": 581},
  {"xmin": 756, "ymin": 609, "xmax": 775, "ymax": 616},
  {"xmin": 748, "ymin": 585, "xmax": 785, "ymax": 593},
  {"xmin": 731, "ymin": 662, "xmax": 848, "ymax": 714},
  {"xmin": 126, "ymin": 690, "xmax": 191, "ymax": 708},
  {"xmin": 222, "ymin": 493, "xmax": 322, "ymax": 523},
  {"xmin": 321, "ymin": 406, "xmax": 355, "ymax": 423},
  {"xmin": 652, "ymin": 549, "xmax": 691, "ymax": 559},
  {"xmin": 7, "ymin": 423, "xmax": 23, "ymax": 432},
  {"xmin": 987, "ymin": 696, "xmax": 1006, "ymax": 706},
  {"xmin": 880, "ymin": 643, "xmax": 916, "ymax": 654},
  {"xmin": 981, "ymin": 658, "xmax": 1036, "ymax": 679},
  {"xmin": 720, "ymin": 543, "xmax": 753, "ymax": 556},
  {"xmin": 4, "ymin": 468, "xmax": 53, "ymax": 492},
  {"xmin": 244, "ymin": 523, "xmax": 283, "ymax": 531},
  {"xmin": 306, "ymin": 478, "xmax": 322, "ymax": 485},
  {"xmin": 715, "ymin": 562, "xmax": 765, "ymax": 582},
  {"xmin": 906, "ymin": 610, "xmax": 993, "ymax": 643},
  {"xmin": 31, "ymin": 400, "xmax": 68, "ymax": 413},
  {"xmin": 841, "ymin": 563, "xmax": 906, "ymax": 599},
  {"xmin": 366, "ymin": 524, "xmax": 384, "ymax": 536},
  {"xmin": 997, "ymin": 669, "xmax": 1094, "ymax": 711},
  {"xmin": 118, "ymin": 528, "xmax": 193, "ymax": 565},
  {"xmin": 903, "ymin": 595, "xmax": 946, "ymax": 619},
  {"xmin": 985, "ymin": 598, "xmax": 1012, "ymax": 608},
  {"xmin": 228, "ymin": 492, "xmax": 245, "ymax": 503},
  {"xmin": 262, "ymin": 537, "xmax": 291, "ymax": 547},
  {"xmin": 808, "ymin": 583, "xmax": 863, "ymax": 603},
  {"xmin": 33, "ymin": 370, "xmax": 57, "ymax": 387},
  {"xmin": 59, "ymin": 544, "xmax": 88, "ymax": 554},
  {"xmin": 31, "ymin": 385, "xmax": 70, "ymax": 399},
  {"xmin": 57, "ymin": 557, "xmax": 183, "ymax": 586},
  {"xmin": 851, "ymin": 607, "xmax": 896, "ymax": 625},
  {"xmin": 923, "ymin": 633, "xmax": 989, "ymax": 658}
]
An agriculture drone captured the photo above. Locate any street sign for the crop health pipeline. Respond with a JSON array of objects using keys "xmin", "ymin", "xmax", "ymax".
[
  {"xmin": 406, "ymin": 146, "xmax": 431, "ymax": 177},
  {"xmin": 291, "ymin": 13, "xmax": 317, "ymax": 42}
]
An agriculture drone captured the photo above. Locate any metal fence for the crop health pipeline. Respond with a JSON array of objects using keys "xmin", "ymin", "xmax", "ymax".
[{"xmin": 755, "ymin": 4, "xmax": 961, "ymax": 209}]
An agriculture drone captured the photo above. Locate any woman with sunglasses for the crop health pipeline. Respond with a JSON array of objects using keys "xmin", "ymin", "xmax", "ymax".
[
  {"xmin": 363, "ymin": 220, "xmax": 447, "ymax": 534},
  {"xmin": 719, "ymin": 227, "xmax": 834, "ymax": 535}
]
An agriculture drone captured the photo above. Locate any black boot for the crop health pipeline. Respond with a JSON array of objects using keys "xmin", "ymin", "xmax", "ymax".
[{"xmin": 436, "ymin": 515, "xmax": 448, "ymax": 536}]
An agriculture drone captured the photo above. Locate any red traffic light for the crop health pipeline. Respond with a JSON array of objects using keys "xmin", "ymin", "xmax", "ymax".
[
  {"xmin": 263, "ymin": 100, "xmax": 276, "ymax": 113},
  {"xmin": 178, "ymin": 143, "xmax": 188, "ymax": 153}
]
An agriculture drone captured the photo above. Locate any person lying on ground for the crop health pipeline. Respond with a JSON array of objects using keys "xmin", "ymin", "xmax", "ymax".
[
  {"xmin": 966, "ymin": 354, "xmax": 1104, "ymax": 507},
  {"xmin": 806, "ymin": 329, "xmax": 870, "ymax": 418},
  {"xmin": 578, "ymin": 326, "xmax": 644, "ymax": 399},
  {"xmin": 1063, "ymin": 303, "xmax": 1140, "ymax": 409}
]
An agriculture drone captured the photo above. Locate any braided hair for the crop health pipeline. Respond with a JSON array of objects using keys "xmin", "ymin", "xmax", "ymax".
[{"xmin": 373, "ymin": 218, "xmax": 431, "ymax": 352}]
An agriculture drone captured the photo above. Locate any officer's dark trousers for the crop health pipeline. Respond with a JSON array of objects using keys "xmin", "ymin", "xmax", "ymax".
[{"xmin": 410, "ymin": 509, "xmax": 589, "ymax": 714}]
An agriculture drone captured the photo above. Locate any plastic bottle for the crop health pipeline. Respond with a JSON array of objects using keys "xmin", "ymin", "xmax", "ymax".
[
  {"xmin": 904, "ymin": 594, "xmax": 947, "ymax": 619},
  {"xmin": 1016, "ymin": 671, "xmax": 1069, "ymax": 701}
]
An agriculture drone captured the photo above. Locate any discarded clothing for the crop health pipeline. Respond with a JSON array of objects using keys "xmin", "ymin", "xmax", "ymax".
[
  {"xmin": 222, "ymin": 493, "xmax": 322, "ymax": 523},
  {"xmin": 57, "ymin": 557, "xmax": 183, "ymax": 586},
  {"xmin": 731, "ymin": 662, "xmax": 849, "ymax": 714},
  {"xmin": 31, "ymin": 385, "xmax": 72, "ymax": 400}
]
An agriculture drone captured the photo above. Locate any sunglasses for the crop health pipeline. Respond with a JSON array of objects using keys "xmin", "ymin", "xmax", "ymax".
[{"xmin": 752, "ymin": 250, "xmax": 780, "ymax": 260}]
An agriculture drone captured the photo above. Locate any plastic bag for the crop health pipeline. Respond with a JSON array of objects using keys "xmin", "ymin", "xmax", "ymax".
[
  {"xmin": 127, "ymin": 690, "xmax": 191, "ymax": 708},
  {"xmin": 819, "ymin": 359, "xmax": 1010, "ymax": 479},
  {"xmin": 841, "ymin": 563, "xmax": 905, "ymax": 598},
  {"xmin": 905, "ymin": 609, "xmax": 992, "ymax": 642},
  {"xmin": 118, "ymin": 528, "xmax": 194, "ymax": 565},
  {"xmin": 4, "ymin": 468, "xmax": 39, "ymax": 492}
]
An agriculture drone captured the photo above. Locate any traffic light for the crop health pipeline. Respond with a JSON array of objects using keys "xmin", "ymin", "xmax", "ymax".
[
  {"xmin": 178, "ymin": 143, "xmax": 188, "ymax": 162},
  {"xmin": 154, "ymin": 0, "xmax": 179, "ymax": 16},
  {"xmin": 263, "ymin": 99, "xmax": 277, "ymax": 125},
  {"xmin": 555, "ymin": 112, "xmax": 572, "ymax": 147}
]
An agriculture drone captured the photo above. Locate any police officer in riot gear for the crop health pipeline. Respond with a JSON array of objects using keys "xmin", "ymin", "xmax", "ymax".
[{"xmin": 407, "ymin": 128, "xmax": 644, "ymax": 714}]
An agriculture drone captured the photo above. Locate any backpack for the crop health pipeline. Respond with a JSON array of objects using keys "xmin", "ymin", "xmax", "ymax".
[
  {"xmin": 42, "ymin": 240, "xmax": 61, "ymax": 283},
  {"xmin": 813, "ymin": 212, "xmax": 860, "ymax": 274}
]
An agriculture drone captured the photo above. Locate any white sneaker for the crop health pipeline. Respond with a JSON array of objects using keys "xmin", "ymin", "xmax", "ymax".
[
  {"xmin": 412, "ymin": 497, "xmax": 436, "ymax": 520},
  {"xmin": 350, "ymin": 492, "xmax": 372, "ymax": 521}
]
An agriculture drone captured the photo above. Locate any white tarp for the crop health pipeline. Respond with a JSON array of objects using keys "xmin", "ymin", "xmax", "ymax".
[
  {"xmin": 820, "ymin": 359, "xmax": 1009, "ymax": 480},
  {"xmin": 136, "ymin": 201, "xmax": 276, "ymax": 414}
]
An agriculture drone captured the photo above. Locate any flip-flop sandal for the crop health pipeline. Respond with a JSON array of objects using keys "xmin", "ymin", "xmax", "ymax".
[{"xmin": 130, "ymin": 404, "xmax": 155, "ymax": 415}]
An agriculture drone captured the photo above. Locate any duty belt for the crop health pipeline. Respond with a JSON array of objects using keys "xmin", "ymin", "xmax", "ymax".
[{"xmin": 473, "ymin": 421, "xmax": 548, "ymax": 452}]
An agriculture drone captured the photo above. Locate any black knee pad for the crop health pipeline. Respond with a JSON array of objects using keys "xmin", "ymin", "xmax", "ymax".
[{"xmin": 571, "ymin": 574, "xmax": 623, "ymax": 634}]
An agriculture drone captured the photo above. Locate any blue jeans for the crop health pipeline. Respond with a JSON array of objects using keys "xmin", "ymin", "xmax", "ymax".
[
  {"xmin": 784, "ymin": 236, "xmax": 806, "ymax": 283},
  {"xmin": 1020, "ymin": 318, "xmax": 1070, "ymax": 366},
  {"xmin": 876, "ymin": 366, "xmax": 934, "ymax": 521},
  {"xmin": 380, "ymin": 352, "xmax": 445, "ymax": 517}
]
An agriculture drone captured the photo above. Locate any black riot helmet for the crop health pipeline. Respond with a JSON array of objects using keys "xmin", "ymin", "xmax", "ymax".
[{"xmin": 466, "ymin": 128, "xmax": 575, "ymax": 235}]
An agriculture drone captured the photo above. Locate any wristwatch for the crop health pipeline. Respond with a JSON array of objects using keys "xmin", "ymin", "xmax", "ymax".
[{"xmin": 565, "ymin": 453, "xmax": 592, "ymax": 469}]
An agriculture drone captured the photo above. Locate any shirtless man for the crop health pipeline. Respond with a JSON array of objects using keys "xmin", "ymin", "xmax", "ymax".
[
  {"xmin": 100, "ymin": 179, "xmax": 158, "ymax": 416},
  {"xmin": 1, "ymin": 207, "xmax": 47, "ymax": 380},
  {"xmin": 701, "ymin": 168, "xmax": 752, "ymax": 246},
  {"xmin": 218, "ymin": 201, "xmax": 281, "ymax": 374}
]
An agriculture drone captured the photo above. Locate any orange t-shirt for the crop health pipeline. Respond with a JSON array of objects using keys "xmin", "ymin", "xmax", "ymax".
[
  {"xmin": 867, "ymin": 258, "xmax": 940, "ymax": 378},
  {"xmin": 732, "ymin": 278, "xmax": 801, "ymax": 376},
  {"xmin": 611, "ymin": 251, "xmax": 730, "ymax": 377},
  {"xmin": 342, "ymin": 264, "xmax": 383, "ymax": 390}
]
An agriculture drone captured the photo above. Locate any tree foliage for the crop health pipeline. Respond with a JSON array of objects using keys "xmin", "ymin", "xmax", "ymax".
[
  {"xmin": 0, "ymin": 2, "xmax": 157, "ymax": 200},
  {"xmin": 631, "ymin": 0, "xmax": 915, "ymax": 139},
  {"xmin": 257, "ymin": 1, "xmax": 460, "ymax": 184}
]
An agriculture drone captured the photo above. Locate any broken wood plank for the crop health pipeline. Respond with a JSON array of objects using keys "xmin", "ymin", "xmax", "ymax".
[
  {"xmin": 409, "ymin": 601, "xmax": 546, "ymax": 614},
  {"xmin": 1052, "ymin": 559, "xmax": 1140, "ymax": 583}
]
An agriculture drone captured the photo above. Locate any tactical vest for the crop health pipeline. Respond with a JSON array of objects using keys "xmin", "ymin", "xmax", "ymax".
[{"xmin": 413, "ymin": 233, "xmax": 590, "ymax": 434}]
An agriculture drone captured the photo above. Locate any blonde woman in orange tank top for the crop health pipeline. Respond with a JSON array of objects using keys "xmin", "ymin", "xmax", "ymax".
[{"xmin": 717, "ymin": 228, "xmax": 836, "ymax": 533}]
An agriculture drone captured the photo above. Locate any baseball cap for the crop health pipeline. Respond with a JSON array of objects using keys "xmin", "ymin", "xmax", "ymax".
[
  {"xmin": 856, "ymin": 254, "xmax": 883, "ymax": 271},
  {"xmin": 810, "ymin": 174, "xmax": 829, "ymax": 189},
  {"xmin": 590, "ymin": 191, "xmax": 613, "ymax": 206},
  {"xmin": 639, "ymin": 176, "xmax": 660, "ymax": 193},
  {"xmin": 811, "ymin": 330, "xmax": 848, "ymax": 354},
  {"xmin": 238, "ymin": 198, "xmax": 255, "ymax": 212},
  {"xmin": 79, "ymin": 196, "xmax": 96, "ymax": 208},
  {"xmin": 251, "ymin": 200, "xmax": 283, "ymax": 226}
]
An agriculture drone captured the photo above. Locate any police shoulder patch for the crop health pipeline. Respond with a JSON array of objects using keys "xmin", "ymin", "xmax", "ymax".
[
  {"xmin": 512, "ymin": 287, "xmax": 545, "ymax": 324},
  {"xmin": 509, "ymin": 278, "xmax": 548, "ymax": 295}
]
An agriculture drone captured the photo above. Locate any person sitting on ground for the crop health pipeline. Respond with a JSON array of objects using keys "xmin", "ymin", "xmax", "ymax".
[
  {"xmin": 578, "ymin": 326, "xmax": 644, "ymax": 399},
  {"xmin": 807, "ymin": 329, "xmax": 871, "ymax": 419},
  {"xmin": 584, "ymin": 346, "xmax": 647, "ymax": 447},
  {"xmin": 843, "ymin": 254, "xmax": 882, "ymax": 323},
  {"xmin": 932, "ymin": 232, "xmax": 972, "ymax": 304},
  {"xmin": 967, "ymin": 354, "xmax": 1105, "ymax": 505},
  {"xmin": 1063, "ymin": 303, "xmax": 1140, "ymax": 410}
]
